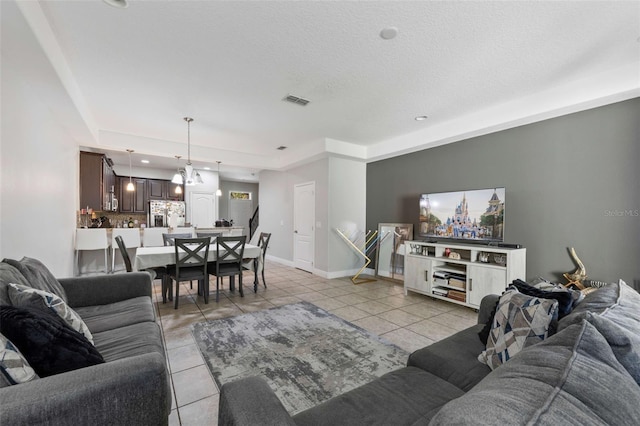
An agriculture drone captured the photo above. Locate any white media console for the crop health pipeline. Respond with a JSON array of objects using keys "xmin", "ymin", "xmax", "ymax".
[{"xmin": 404, "ymin": 241, "xmax": 526, "ymax": 309}]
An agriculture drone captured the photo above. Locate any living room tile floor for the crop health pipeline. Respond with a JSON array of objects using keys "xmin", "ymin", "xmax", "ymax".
[{"xmin": 153, "ymin": 261, "xmax": 478, "ymax": 426}]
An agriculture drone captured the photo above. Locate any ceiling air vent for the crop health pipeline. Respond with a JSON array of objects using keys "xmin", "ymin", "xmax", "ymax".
[
  {"xmin": 283, "ymin": 94, "xmax": 310, "ymax": 106},
  {"xmin": 277, "ymin": 146, "xmax": 287, "ymax": 151}
]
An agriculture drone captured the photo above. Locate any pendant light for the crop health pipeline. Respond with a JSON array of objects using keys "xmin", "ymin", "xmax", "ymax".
[
  {"xmin": 183, "ymin": 117, "xmax": 204, "ymax": 186},
  {"xmin": 171, "ymin": 155, "xmax": 183, "ymax": 184},
  {"xmin": 172, "ymin": 155, "xmax": 183, "ymax": 194},
  {"xmin": 216, "ymin": 161, "xmax": 222, "ymax": 197},
  {"xmin": 126, "ymin": 149, "xmax": 135, "ymax": 192}
]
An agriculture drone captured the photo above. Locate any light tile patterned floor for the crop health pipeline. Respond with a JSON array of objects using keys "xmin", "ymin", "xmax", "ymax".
[{"xmin": 152, "ymin": 261, "xmax": 478, "ymax": 426}]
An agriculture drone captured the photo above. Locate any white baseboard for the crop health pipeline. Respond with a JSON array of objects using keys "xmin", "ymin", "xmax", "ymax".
[{"xmin": 264, "ymin": 256, "xmax": 377, "ymax": 281}]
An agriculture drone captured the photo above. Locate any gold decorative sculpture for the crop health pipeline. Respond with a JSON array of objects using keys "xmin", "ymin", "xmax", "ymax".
[
  {"xmin": 335, "ymin": 229, "xmax": 378, "ymax": 284},
  {"xmin": 563, "ymin": 247, "xmax": 587, "ymax": 289}
]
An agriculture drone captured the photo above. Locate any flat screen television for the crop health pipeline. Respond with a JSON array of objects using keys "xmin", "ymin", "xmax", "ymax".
[{"xmin": 419, "ymin": 187, "xmax": 505, "ymax": 243}]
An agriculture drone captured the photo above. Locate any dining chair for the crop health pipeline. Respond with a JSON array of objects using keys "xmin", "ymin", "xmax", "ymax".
[
  {"xmin": 243, "ymin": 232, "xmax": 271, "ymax": 290},
  {"xmin": 75, "ymin": 228, "xmax": 109, "ymax": 276},
  {"xmin": 142, "ymin": 227, "xmax": 168, "ymax": 247},
  {"xmin": 196, "ymin": 231, "xmax": 222, "ymax": 243},
  {"xmin": 167, "ymin": 237, "xmax": 210, "ymax": 309},
  {"xmin": 112, "ymin": 228, "xmax": 141, "ymax": 272},
  {"xmin": 209, "ymin": 236, "xmax": 246, "ymax": 302},
  {"xmin": 114, "ymin": 235, "xmax": 162, "ymax": 286},
  {"xmin": 162, "ymin": 233, "xmax": 193, "ymax": 246}
]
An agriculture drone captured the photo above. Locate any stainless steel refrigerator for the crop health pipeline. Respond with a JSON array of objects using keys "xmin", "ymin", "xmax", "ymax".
[{"xmin": 148, "ymin": 200, "xmax": 186, "ymax": 227}]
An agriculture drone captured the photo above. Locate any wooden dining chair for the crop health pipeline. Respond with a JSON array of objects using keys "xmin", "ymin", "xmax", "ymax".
[
  {"xmin": 243, "ymin": 232, "xmax": 271, "ymax": 290},
  {"xmin": 115, "ymin": 235, "xmax": 166, "ymax": 296},
  {"xmin": 167, "ymin": 238, "xmax": 210, "ymax": 309},
  {"xmin": 209, "ymin": 236, "xmax": 246, "ymax": 302}
]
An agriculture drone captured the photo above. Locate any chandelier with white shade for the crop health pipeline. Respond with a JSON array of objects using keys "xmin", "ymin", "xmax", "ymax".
[{"xmin": 172, "ymin": 117, "xmax": 203, "ymax": 186}]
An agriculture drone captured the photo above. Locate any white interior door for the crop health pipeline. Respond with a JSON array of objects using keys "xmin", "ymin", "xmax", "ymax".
[
  {"xmin": 293, "ymin": 182, "xmax": 315, "ymax": 272},
  {"xmin": 190, "ymin": 192, "xmax": 216, "ymax": 228}
]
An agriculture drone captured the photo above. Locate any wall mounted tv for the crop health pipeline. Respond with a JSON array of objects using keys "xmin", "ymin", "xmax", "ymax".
[{"xmin": 419, "ymin": 187, "xmax": 505, "ymax": 243}]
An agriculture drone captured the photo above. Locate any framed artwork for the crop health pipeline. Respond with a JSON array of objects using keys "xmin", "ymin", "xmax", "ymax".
[
  {"xmin": 375, "ymin": 223, "xmax": 413, "ymax": 282},
  {"xmin": 230, "ymin": 191, "xmax": 251, "ymax": 200}
]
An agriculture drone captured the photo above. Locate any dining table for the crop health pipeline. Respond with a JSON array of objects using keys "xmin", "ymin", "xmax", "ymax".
[{"xmin": 134, "ymin": 243, "xmax": 263, "ymax": 293}]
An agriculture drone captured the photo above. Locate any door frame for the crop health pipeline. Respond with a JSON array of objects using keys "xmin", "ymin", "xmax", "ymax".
[{"xmin": 293, "ymin": 181, "xmax": 315, "ymax": 273}]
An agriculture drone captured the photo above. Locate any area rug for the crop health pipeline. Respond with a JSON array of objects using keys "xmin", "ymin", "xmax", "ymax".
[{"xmin": 191, "ymin": 301, "xmax": 408, "ymax": 414}]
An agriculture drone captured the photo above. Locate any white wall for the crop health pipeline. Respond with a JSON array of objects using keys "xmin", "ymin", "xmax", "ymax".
[
  {"xmin": 259, "ymin": 156, "xmax": 367, "ymax": 277},
  {"xmin": 328, "ymin": 157, "xmax": 367, "ymax": 276},
  {"xmin": 1, "ymin": 2, "xmax": 82, "ymax": 277}
]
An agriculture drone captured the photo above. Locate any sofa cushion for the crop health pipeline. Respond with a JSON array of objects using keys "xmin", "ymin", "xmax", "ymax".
[
  {"xmin": 2, "ymin": 257, "xmax": 68, "ymax": 303},
  {"xmin": 478, "ymin": 289, "xmax": 558, "ymax": 370},
  {"xmin": 0, "ymin": 332, "xmax": 38, "ymax": 387},
  {"xmin": 92, "ymin": 322, "xmax": 165, "ymax": 362},
  {"xmin": 0, "ymin": 262, "xmax": 31, "ymax": 306},
  {"xmin": 0, "ymin": 305, "xmax": 104, "ymax": 378},
  {"xmin": 582, "ymin": 312, "xmax": 640, "ymax": 385},
  {"xmin": 293, "ymin": 366, "xmax": 465, "ymax": 426},
  {"xmin": 408, "ymin": 324, "xmax": 491, "ymax": 392},
  {"xmin": 559, "ymin": 279, "xmax": 640, "ymax": 332},
  {"xmin": 8, "ymin": 283, "xmax": 94, "ymax": 344},
  {"xmin": 74, "ymin": 296, "xmax": 156, "ymax": 334},
  {"xmin": 430, "ymin": 321, "xmax": 640, "ymax": 425}
]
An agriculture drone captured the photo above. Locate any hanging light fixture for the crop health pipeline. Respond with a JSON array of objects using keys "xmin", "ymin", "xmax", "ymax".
[
  {"xmin": 126, "ymin": 149, "xmax": 135, "ymax": 192},
  {"xmin": 183, "ymin": 117, "xmax": 204, "ymax": 186},
  {"xmin": 171, "ymin": 155, "xmax": 183, "ymax": 184},
  {"xmin": 216, "ymin": 161, "xmax": 222, "ymax": 197},
  {"xmin": 172, "ymin": 155, "xmax": 183, "ymax": 194}
]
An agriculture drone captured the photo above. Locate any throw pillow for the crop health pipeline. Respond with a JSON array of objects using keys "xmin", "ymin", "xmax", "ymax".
[
  {"xmin": 0, "ymin": 332, "xmax": 38, "ymax": 386},
  {"xmin": 2, "ymin": 257, "xmax": 68, "ymax": 303},
  {"xmin": 7, "ymin": 283, "xmax": 94, "ymax": 345},
  {"xmin": 0, "ymin": 305, "xmax": 104, "ymax": 378},
  {"xmin": 478, "ymin": 288, "xmax": 559, "ymax": 370},
  {"xmin": 510, "ymin": 279, "xmax": 574, "ymax": 318}
]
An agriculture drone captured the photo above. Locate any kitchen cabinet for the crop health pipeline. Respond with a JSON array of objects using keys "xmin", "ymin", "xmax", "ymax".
[
  {"xmin": 80, "ymin": 152, "xmax": 115, "ymax": 211},
  {"xmin": 119, "ymin": 176, "xmax": 147, "ymax": 213},
  {"xmin": 147, "ymin": 179, "xmax": 184, "ymax": 201}
]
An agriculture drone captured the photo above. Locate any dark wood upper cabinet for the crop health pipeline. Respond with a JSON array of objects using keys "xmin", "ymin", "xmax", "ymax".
[
  {"xmin": 119, "ymin": 176, "xmax": 147, "ymax": 213},
  {"xmin": 147, "ymin": 178, "xmax": 184, "ymax": 201},
  {"xmin": 80, "ymin": 152, "xmax": 115, "ymax": 211},
  {"xmin": 147, "ymin": 179, "xmax": 166, "ymax": 199}
]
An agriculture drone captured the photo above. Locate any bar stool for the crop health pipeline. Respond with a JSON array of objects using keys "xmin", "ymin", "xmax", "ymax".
[
  {"xmin": 112, "ymin": 228, "xmax": 141, "ymax": 272},
  {"xmin": 75, "ymin": 229, "xmax": 110, "ymax": 276},
  {"xmin": 142, "ymin": 227, "xmax": 168, "ymax": 247}
]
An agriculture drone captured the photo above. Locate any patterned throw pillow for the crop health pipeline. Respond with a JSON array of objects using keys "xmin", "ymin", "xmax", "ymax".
[
  {"xmin": 0, "ymin": 332, "xmax": 38, "ymax": 386},
  {"xmin": 7, "ymin": 283, "xmax": 94, "ymax": 345},
  {"xmin": 478, "ymin": 289, "xmax": 559, "ymax": 370}
]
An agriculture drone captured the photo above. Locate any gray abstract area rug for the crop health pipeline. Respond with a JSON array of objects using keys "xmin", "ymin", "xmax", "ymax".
[{"xmin": 191, "ymin": 301, "xmax": 408, "ymax": 414}]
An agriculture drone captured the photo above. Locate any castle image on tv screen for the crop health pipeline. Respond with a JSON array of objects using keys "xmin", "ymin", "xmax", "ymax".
[{"xmin": 419, "ymin": 188, "xmax": 505, "ymax": 242}]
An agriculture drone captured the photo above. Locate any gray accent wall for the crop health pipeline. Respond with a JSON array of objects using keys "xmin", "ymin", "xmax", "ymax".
[{"xmin": 367, "ymin": 98, "xmax": 640, "ymax": 288}]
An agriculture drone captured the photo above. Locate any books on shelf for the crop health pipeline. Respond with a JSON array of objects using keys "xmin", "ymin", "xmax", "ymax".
[
  {"xmin": 433, "ymin": 277, "xmax": 449, "ymax": 287},
  {"xmin": 448, "ymin": 278, "xmax": 466, "ymax": 289},
  {"xmin": 447, "ymin": 289, "xmax": 466, "ymax": 302},
  {"xmin": 432, "ymin": 287, "xmax": 449, "ymax": 297}
]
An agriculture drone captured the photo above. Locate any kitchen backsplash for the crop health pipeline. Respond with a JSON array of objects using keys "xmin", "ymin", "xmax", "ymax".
[{"xmin": 77, "ymin": 211, "xmax": 147, "ymax": 228}]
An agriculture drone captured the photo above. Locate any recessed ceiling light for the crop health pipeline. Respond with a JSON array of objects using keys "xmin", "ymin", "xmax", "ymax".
[
  {"xmin": 415, "ymin": 116, "xmax": 428, "ymax": 121},
  {"xmin": 203, "ymin": 167, "xmax": 211, "ymax": 170},
  {"xmin": 103, "ymin": 0, "xmax": 128, "ymax": 8},
  {"xmin": 140, "ymin": 159, "xmax": 149, "ymax": 164},
  {"xmin": 380, "ymin": 27, "xmax": 398, "ymax": 40}
]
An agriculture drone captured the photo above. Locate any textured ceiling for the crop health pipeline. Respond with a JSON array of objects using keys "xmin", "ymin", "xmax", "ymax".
[{"xmin": 17, "ymin": 1, "xmax": 640, "ymax": 178}]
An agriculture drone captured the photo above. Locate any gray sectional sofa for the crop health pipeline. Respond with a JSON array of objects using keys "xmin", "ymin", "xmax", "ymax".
[
  {"xmin": 219, "ymin": 280, "xmax": 640, "ymax": 425},
  {"xmin": 0, "ymin": 258, "xmax": 171, "ymax": 425}
]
